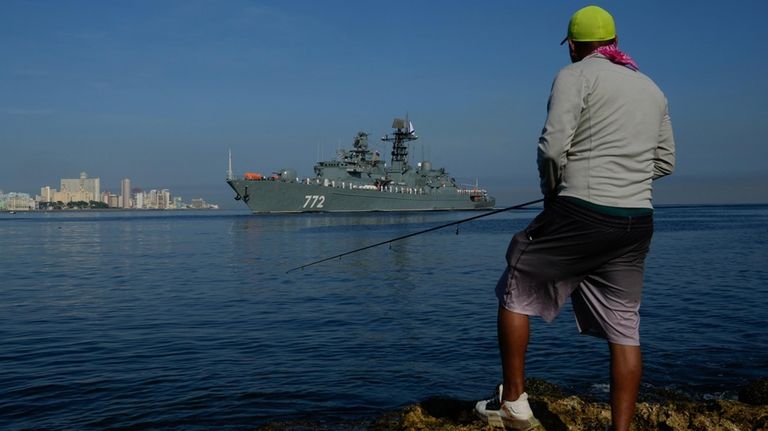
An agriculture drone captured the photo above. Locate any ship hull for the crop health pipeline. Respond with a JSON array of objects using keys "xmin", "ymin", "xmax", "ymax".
[{"xmin": 227, "ymin": 180, "xmax": 494, "ymax": 213}]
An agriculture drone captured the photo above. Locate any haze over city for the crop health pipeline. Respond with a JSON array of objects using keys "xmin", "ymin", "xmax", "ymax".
[{"xmin": 2, "ymin": 0, "xmax": 767, "ymax": 208}]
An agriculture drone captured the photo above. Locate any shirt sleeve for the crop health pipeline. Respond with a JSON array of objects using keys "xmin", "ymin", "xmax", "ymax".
[
  {"xmin": 537, "ymin": 68, "xmax": 586, "ymax": 196},
  {"xmin": 652, "ymin": 102, "xmax": 675, "ymax": 180}
]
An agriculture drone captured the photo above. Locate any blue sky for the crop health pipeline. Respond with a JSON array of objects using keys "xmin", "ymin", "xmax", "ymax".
[{"xmin": 2, "ymin": 0, "xmax": 767, "ymax": 207}]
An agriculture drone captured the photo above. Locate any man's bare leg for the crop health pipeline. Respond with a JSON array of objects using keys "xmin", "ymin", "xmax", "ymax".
[
  {"xmin": 498, "ymin": 305, "xmax": 529, "ymax": 401},
  {"xmin": 609, "ymin": 343, "xmax": 642, "ymax": 431}
]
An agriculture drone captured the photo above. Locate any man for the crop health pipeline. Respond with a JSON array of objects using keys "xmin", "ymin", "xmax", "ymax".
[{"xmin": 475, "ymin": 5, "xmax": 675, "ymax": 431}]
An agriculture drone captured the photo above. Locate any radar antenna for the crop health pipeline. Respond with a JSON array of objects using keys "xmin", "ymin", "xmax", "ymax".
[{"xmin": 381, "ymin": 116, "xmax": 418, "ymax": 170}]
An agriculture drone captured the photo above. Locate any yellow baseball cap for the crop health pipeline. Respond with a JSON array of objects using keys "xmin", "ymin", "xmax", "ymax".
[{"xmin": 560, "ymin": 5, "xmax": 616, "ymax": 45}]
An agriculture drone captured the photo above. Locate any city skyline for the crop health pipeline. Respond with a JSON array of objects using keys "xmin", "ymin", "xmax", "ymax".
[
  {"xmin": 0, "ymin": 171, "xmax": 217, "ymax": 211},
  {"xmin": 2, "ymin": 1, "xmax": 768, "ymax": 207}
]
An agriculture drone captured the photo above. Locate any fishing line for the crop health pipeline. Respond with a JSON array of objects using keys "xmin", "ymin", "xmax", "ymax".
[{"xmin": 286, "ymin": 197, "xmax": 544, "ymax": 273}]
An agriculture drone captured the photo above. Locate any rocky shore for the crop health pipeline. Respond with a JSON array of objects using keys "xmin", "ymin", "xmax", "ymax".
[
  {"xmin": 370, "ymin": 378, "xmax": 768, "ymax": 431},
  {"xmin": 258, "ymin": 378, "xmax": 768, "ymax": 431}
]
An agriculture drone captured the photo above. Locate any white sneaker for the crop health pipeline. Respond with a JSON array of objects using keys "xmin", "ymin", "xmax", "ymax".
[{"xmin": 475, "ymin": 384, "xmax": 542, "ymax": 430}]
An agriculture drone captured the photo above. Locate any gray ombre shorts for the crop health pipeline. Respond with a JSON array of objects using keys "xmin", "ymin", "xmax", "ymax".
[{"xmin": 496, "ymin": 197, "xmax": 653, "ymax": 346}]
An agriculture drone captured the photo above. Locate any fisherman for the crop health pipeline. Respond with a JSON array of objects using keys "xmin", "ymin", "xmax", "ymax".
[{"xmin": 475, "ymin": 5, "xmax": 675, "ymax": 431}]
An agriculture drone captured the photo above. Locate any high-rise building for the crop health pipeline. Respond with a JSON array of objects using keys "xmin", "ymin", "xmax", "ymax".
[
  {"xmin": 121, "ymin": 178, "xmax": 131, "ymax": 209},
  {"xmin": 158, "ymin": 189, "xmax": 171, "ymax": 209},
  {"xmin": 60, "ymin": 172, "xmax": 100, "ymax": 203},
  {"xmin": 134, "ymin": 192, "xmax": 144, "ymax": 209},
  {"xmin": 39, "ymin": 186, "xmax": 53, "ymax": 203}
]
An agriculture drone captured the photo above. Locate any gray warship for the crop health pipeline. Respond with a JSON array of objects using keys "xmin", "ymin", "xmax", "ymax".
[{"xmin": 226, "ymin": 118, "xmax": 495, "ymax": 213}]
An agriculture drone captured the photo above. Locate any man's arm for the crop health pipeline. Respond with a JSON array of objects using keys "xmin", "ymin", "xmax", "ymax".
[
  {"xmin": 537, "ymin": 68, "xmax": 585, "ymax": 196},
  {"xmin": 653, "ymin": 103, "xmax": 675, "ymax": 180}
]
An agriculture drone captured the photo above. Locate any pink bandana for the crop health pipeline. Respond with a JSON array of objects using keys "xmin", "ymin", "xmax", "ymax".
[{"xmin": 594, "ymin": 44, "xmax": 639, "ymax": 71}]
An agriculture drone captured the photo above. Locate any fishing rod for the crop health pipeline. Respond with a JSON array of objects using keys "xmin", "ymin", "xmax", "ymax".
[{"xmin": 286, "ymin": 197, "xmax": 544, "ymax": 273}]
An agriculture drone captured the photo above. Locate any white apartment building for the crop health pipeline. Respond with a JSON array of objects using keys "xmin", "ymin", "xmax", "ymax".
[
  {"xmin": 59, "ymin": 172, "xmax": 100, "ymax": 203},
  {"xmin": 0, "ymin": 192, "xmax": 35, "ymax": 211}
]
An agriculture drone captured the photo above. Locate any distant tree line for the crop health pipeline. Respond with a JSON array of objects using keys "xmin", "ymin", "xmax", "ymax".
[{"xmin": 39, "ymin": 200, "xmax": 110, "ymax": 210}]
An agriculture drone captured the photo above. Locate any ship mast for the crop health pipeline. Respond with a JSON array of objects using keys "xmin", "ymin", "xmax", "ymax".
[
  {"xmin": 227, "ymin": 148, "xmax": 233, "ymax": 180},
  {"xmin": 381, "ymin": 116, "xmax": 418, "ymax": 172}
]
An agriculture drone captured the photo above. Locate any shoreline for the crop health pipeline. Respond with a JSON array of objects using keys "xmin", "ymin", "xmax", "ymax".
[{"xmin": 256, "ymin": 378, "xmax": 768, "ymax": 431}]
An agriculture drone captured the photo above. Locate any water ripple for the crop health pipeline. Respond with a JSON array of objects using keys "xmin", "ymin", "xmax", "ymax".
[{"xmin": 1, "ymin": 206, "xmax": 766, "ymax": 429}]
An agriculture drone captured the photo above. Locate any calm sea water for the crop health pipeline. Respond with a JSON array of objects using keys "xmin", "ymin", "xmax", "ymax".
[{"xmin": 1, "ymin": 205, "xmax": 767, "ymax": 430}]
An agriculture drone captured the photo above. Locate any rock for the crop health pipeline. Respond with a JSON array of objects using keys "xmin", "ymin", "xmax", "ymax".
[
  {"xmin": 257, "ymin": 380, "xmax": 768, "ymax": 430},
  {"xmin": 525, "ymin": 377, "xmax": 566, "ymax": 398},
  {"xmin": 739, "ymin": 377, "xmax": 768, "ymax": 405},
  {"xmin": 371, "ymin": 386, "xmax": 768, "ymax": 431}
]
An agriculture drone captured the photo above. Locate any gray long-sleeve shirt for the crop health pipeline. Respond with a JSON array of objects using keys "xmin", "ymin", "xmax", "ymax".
[{"xmin": 537, "ymin": 53, "xmax": 675, "ymax": 209}]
